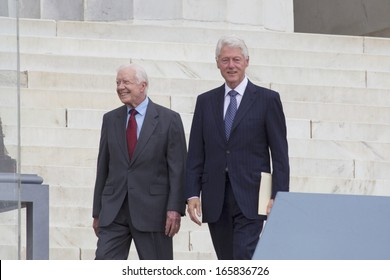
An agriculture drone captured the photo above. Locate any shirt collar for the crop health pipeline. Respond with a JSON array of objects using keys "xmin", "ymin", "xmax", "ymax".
[
  {"xmin": 224, "ymin": 76, "xmax": 248, "ymax": 97},
  {"xmin": 127, "ymin": 96, "xmax": 149, "ymax": 116}
]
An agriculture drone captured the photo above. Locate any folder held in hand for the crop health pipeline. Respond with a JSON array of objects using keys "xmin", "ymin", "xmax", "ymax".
[{"xmin": 258, "ymin": 172, "xmax": 272, "ymax": 216}]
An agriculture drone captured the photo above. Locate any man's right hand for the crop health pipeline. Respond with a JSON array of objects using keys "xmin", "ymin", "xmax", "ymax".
[
  {"xmin": 92, "ymin": 218, "xmax": 99, "ymax": 237},
  {"xmin": 187, "ymin": 197, "xmax": 202, "ymax": 226}
]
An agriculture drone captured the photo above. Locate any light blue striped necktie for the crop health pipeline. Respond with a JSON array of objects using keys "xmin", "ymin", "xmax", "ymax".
[{"xmin": 225, "ymin": 90, "xmax": 238, "ymax": 140}]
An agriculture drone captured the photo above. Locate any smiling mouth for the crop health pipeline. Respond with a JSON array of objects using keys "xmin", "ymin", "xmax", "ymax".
[{"xmin": 227, "ymin": 70, "xmax": 237, "ymax": 74}]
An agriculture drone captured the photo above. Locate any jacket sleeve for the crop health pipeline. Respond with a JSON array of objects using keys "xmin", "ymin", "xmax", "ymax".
[
  {"xmin": 166, "ymin": 112, "xmax": 187, "ymax": 215},
  {"xmin": 266, "ymin": 91, "xmax": 290, "ymax": 198}
]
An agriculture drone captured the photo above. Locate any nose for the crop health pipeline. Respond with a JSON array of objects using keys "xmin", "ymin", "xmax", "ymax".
[{"xmin": 227, "ymin": 59, "xmax": 236, "ymax": 68}]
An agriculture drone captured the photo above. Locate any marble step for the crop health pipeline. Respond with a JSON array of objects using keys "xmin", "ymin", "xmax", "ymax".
[
  {"xmin": 3, "ymin": 16, "xmax": 390, "ymax": 56},
  {"xmin": 23, "ymin": 19, "xmax": 366, "ymax": 53},
  {"xmin": 48, "ymin": 194, "xmax": 212, "ymax": 235},
  {"xmin": 0, "ymin": 17, "xmax": 363, "ymax": 53},
  {"xmin": 5, "ymin": 133, "xmax": 390, "ymax": 173},
  {"xmin": 289, "ymin": 158, "xmax": 390, "ymax": 181},
  {"xmin": 48, "ymin": 223, "xmax": 212, "ymax": 255},
  {"xmin": 3, "ymin": 118, "xmax": 390, "ymax": 161},
  {"xmin": 2, "ymin": 48, "xmax": 388, "ymax": 89},
  {"xmin": 3, "ymin": 125, "xmax": 100, "ymax": 148},
  {"xmin": 2, "ymin": 40, "xmax": 390, "ymax": 73},
  {"xmin": 0, "ymin": 70, "xmax": 28, "ymax": 88},
  {"xmin": 0, "ymin": 246, "xmax": 19, "ymax": 260},
  {"xmin": 1, "ymin": 17, "xmax": 388, "ymax": 55},
  {"xmin": 0, "ymin": 244, "xmax": 215, "ymax": 260},
  {"xmin": 14, "ymin": 155, "xmax": 390, "ymax": 192},
  {"xmin": 52, "ymin": 242, "xmax": 216, "ymax": 261},
  {"xmin": 283, "ymin": 101, "xmax": 390, "ymax": 124},
  {"xmin": 6, "ymin": 146, "xmax": 98, "ymax": 168},
  {"xmin": 54, "ymin": 20, "xmax": 390, "ymax": 56},
  {"xmin": 288, "ymin": 138, "xmax": 390, "ymax": 162},
  {"xmin": 275, "ymin": 84, "xmax": 390, "ymax": 107},
  {"xmin": 4, "ymin": 137, "xmax": 390, "ymax": 183},
  {"xmin": 0, "ymin": 17, "xmax": 57, "ymax": 37},
  {"xmin": 3, "ymin": 177, "xmax": 386, "ymax": 227},
  {"xmin": 3, "ymin": 85, "xmax": 390, "ymax": 110},
  {"xmin": 49, "ymin": 186, "xmax": 94, "ymax": 208},
  {"xmin": 10, "ymin": 70, "xmax": 225, "ymax": 94},
  {"xmin": 20, "ymin": 165, "xmax": 96, "ymax": 188},
  {"xmin": 2, "ymin": 87, "xmax": 390, "ymax": 128},
  {"xmin": 64, "ymin": 104, "xmax": 390, "ymax": 130},
  {"xmin": 4, "ymin": 66, "xmax": 388, "ymax": 96},
  {"xmin": 0, "ymin": 37, "xmax": 215, "ymax": 64},
  {"xmin": 3, "ymin": 51, "xmax": 389, "ymax": 89},
  {"xmin": 49, "ymin": 205, "xmax": 206, "ymax": 236},
  {"xmin": 0, "ymin": 224, "xmax": 19, "ymax": 247},
  {"xmin": 0, "ymin": 111, "xmax": 190, "ymax": 138},
  {"xmin": 48, "ymin": 186, "xmax": 210, "ymax": 229},
  {"xmin": 1, "ymin": 107, "xmax": 67, "ymax": 127},
  {"xmin": 68, "ymin": 247, "xmax": 217, "ymax": 260},
  {"xmin": 9, "ymin": 68, "xmax": 374, "ymax": 92},
  {"xmin": 310, "ymin": 121, "xmax": 390, "ymax": 142},
  {"xmin": 5, "ymin": 94, "xmax": 390, "ymax": 128},
  {"xmin": 49, "ymin": 224, "xmax": 97, "ymax": 250},
  {"xmin": 290, "ymin": 176, "xmax": 390, "ymax": 197},
  {"xmin": 0, "ymin": 86, "xmax": 170, "ymax": 111},
  {"xmin": 3, "ymin": 122, "xmax": 390, "ymax": 181},
  {"xmin": 46, "ymin": 176, "xmax": 390, "ymax": 209}
]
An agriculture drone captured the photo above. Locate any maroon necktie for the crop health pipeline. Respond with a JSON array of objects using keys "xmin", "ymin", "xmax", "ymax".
[{"xmin": 126, "ymin": 109, "xmax": 138, "ymax": 160}]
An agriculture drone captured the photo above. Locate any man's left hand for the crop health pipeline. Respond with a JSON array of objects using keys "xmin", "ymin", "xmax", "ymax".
[
  {"xmin": 165, "ymin": 211, "xmax": 181, "ymax": 237},
  {"xmin": 267, "ymin": 199, "xmax": 274, "ymax": 215}
]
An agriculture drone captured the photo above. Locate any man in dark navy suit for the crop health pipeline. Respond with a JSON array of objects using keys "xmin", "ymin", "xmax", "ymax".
[{"xmin": 185, "ymin": 35, "xmax": 290, "ymax": 260}]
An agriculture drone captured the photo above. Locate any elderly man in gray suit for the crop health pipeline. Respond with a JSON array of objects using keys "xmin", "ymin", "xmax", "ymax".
[{"xmin": 92, "ymin": 63, "xmax": 187, "ymax": 260}]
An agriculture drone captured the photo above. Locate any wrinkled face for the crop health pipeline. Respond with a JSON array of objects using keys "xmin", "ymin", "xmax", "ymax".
[
  {"xmin": 216, "ymin": 46, "xmax": 249, "ymax": 89},
  {"xmin": 116, "ymin": 67, "xmax": 147, "ymax": 108}
]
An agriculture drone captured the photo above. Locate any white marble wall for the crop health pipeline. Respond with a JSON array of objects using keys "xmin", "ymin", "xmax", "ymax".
[
  {"xmin": 3, "ymin": 0, "xmax": 390, "ymax": 36},
  {"xmin": 1, "ymin": 0, "xmax": 294, "ymax": 32}
]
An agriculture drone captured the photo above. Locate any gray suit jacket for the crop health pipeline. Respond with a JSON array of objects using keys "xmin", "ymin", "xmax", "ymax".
[{"xmin": 92, "ymin": 99, "xmax": 187, "ymax": 232}]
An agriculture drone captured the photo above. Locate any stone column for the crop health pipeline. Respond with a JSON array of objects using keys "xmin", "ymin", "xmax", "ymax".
[{"xmin": 263, "ymin": 0, "xmax": 294, "ymax": 32}]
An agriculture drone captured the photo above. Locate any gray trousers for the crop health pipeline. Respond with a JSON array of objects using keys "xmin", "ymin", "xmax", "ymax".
[{"xmin": 95, "ymin": 195, "xmax": 173, "ymax": 260}]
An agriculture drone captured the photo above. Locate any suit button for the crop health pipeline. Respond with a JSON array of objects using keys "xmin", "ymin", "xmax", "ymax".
[{"xmin": 226, "ymin": 150, "xmax": 230, "ymax": 154}]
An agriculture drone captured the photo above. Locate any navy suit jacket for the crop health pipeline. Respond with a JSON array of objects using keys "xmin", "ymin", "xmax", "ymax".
[{"xmin": 186, "ymin": 80, "xmax": 289, "ymax": 222}]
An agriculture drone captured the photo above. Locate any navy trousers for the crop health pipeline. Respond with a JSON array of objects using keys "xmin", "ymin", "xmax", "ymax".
[{"xmin": 208, "ymin": 175, "xmax": 264, "ymax": 260}]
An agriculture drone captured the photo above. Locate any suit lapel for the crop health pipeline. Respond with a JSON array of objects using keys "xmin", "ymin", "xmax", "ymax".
[
  {"xmin": 130, "ymin": 99, "xmax": 158, "ymax": 164},
  {"xmin": 114, "ymin": 105, "xmax": 129, "ymax": 161},
  {"xmin": 211, "ymin": 85, "xmax": 226, "ymax": 142},
  {"xmin": 230, "ymin": 81, "xmax": 256, "ymax": 135}
]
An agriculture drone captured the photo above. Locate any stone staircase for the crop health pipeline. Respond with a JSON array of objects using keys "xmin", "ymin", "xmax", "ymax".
[{"xmin": 1, "ymin": 16, "xmax": 390, "ymax": 259}]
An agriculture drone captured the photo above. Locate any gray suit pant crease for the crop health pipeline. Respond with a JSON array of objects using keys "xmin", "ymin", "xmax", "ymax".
[
  {"xmin": 208, "ymin": 176, "xmax": 264, "ymax": 260},
  {"xmin": 95, "ymin": 194, "xmax": 173, "ymax": 260}
]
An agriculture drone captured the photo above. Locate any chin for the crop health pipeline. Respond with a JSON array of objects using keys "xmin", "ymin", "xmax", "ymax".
[{"xmin": 227, "ymin": 80, "xmax": 238, "ymax": 87}]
